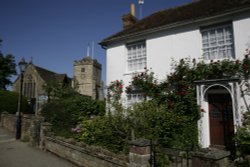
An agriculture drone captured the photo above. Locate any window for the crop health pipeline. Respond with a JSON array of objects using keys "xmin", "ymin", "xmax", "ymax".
[
  {"xmin": 23, "ymin": 75, "xmax": 36, "ymax": 99},
  {"xmin": 127, "ymin": 93, "xmax": 144, "ymax": 107},
  {"xmin": 127, "ymin": 41, "xmax": 146, "ymax": 71},
  {"xmin": 201, "ymin": 24, "xmax": 234, "ymax": 60}
]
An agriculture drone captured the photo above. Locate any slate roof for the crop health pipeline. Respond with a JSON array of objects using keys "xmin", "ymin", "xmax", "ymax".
[
  {"xmin": 34, "ymin": 65, "xmax": 71, "ymax": 83},
  {"xmin": 100, "ymin": 0, "xmax": 250, "ymax": 47}
]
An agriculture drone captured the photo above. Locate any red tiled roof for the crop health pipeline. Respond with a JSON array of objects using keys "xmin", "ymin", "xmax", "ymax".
[{"xmin": 100, "ymin": 0, "xmax": 250, "ymax": 47}]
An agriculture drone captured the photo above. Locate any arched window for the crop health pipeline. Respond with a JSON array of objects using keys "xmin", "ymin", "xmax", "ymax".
[{"xmin": 23, "ymin": 75, "xmax": 36, "ymax": 98}]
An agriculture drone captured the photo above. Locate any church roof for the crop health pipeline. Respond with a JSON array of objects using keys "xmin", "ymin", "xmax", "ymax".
[
  {"xmin": 34, "ymin": 65, "xmax": 71, "ymax": 83},
  {"xmin": 100, "ymin": 0, "xmax": 250, "ymax": 47}
]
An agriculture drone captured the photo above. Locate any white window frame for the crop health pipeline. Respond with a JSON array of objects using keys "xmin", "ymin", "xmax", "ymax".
[
  {"xmin": 126, "ymin": 93, "xmax": 144, "ymax": 108},
  {"xmin": 201, "ymin": 23, "xmax": 235, "ymax": 60},
  {"xmin": 126, "ymin": 41, "xmax": 146, "ymax": 72}
]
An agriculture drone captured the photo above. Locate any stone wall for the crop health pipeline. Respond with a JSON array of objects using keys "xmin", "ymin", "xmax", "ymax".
[
  {"xmin": 43, "ymin": 136, "xmax": 128, "ymax": 167},
  {"xmin": 1, "ymin": 113, "xmax": 128, "ymax": 167},
  {"xmin": 0, "ymin": 113, "xmax": 43, "ymax": 145},
  {"xmin": 0, "ymin": 112, "xmax": 16, "ymax": 132},
  {"xmin": 129, "ymin": 139, "xmax": 151, "ymax": 167},
  {"xmin": 0, "ymin": 114, "xmax": 233, "ymax": 167}
]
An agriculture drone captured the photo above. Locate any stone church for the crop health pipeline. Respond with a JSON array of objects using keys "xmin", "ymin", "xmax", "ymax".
[
  {"xmin": 73, "ymin": 56, "xmax": 104, "ymax": 101},
  {"xmin": 13, "ymin": 56, "xmax": 104, "ymax": 114}
]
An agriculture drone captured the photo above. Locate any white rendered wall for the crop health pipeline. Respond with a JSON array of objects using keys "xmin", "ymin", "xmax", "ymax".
[
  {"xmin": 233, "ymin": 11, "xmax": 250, "ymax": 124},
  {"xmin": 233, "ymin": 11, "xmax": 250, "ymax": 60},
  {"xmin": 147, "ymin": 26, "xmax": 203, "ymax": 81},
  {"xmin": 106, "ymin": 12, "xmax": 250, "ymax": 94},
  {"xmin": 105, "ymin": 11, "xmax": 250, "ymax": 148},
  {"xmin": 106, "ymin": 26, "xmax": 203, "ymax": 85}
]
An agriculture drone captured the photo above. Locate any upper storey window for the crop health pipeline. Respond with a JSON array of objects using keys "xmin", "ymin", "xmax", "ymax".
[
  {"xmin": 127, "ymin": 41, "xmax": 146, "ymax": 72},
  {"xmin": 201, "ymin": 24, "xmax": 234, "ymax": 60}
]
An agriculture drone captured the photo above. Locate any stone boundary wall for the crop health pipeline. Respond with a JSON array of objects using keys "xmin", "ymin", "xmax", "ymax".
[
  {"xmin": 0, "ymin": 113, "xmax": 43, "ymax": 144},
  {"xmin": 0, "ymin": 114, "xmax": 232, "ymax": 167},
  {"xmin": 44, "ymin": 136, "xmax": 128, "ymax": 167},
  {"xmin": 1, "ymin": 113, "xmax": 128, "ymax": 167},
  {"xmin": 0, "ymin": 113, "xmax": 16, "ymax": 132}
]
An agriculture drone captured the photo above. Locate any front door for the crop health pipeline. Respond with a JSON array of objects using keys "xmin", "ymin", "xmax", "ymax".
[{"xmin": 208, "ymin": 94, "xmax": 234, "ymax": 150}]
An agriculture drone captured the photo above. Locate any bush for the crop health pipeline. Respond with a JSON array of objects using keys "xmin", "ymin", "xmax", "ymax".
[
  {"xmin": 129, "ymin": 101, "xmax": 198, "ymax": 149},
  {"xmin": 79, "ymin": 113, "xmax": 130, "ymax": 153},
  {"xmin": 0, "ymin": 90, "xmax": 30, "ymax": 114},
  {"xmin": 41, "ymin": 93, "xmax": 106, "ymax": 136},
  {"xmin": 76, "ymin": 100, "xmax": 199, "ymax": 154},
  {"xmin": 235, "ymin": 111, "xmax": 250, "ymax": 157}
]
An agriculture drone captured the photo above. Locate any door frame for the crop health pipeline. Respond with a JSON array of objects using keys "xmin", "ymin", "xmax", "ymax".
[
  {"xmin": 195, "ymin": 78, "xmax": 241, "ymax": 150},
  {"xmin": 207, "ymin": 91, "xmax": 234, "ymax": 150}
]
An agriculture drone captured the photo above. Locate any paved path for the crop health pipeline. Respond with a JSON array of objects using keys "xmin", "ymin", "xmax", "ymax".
[{"xmin": 0, "ymin": 126, "xmax": 79, "ymax": 167}]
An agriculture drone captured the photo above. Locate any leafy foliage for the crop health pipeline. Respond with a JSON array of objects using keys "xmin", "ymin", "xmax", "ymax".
[
  {"xmin": 0, "ymin": 52, "xmax": 16, "ymax": 90},
  {"xmin": 79, "ymin": 113, "xmax": 130, "ymax": 153},
  {"xmin": 41, "ymin": 84, "xmax": 105, "ymax": 136},
  {"xmin": 127, "ymin": 101, "xmax": 198, "ymax": 148},
  {"xmin": 42, "ymin": 79, "xmax": 76, "ymax": 102},
  {"xmin": 235, "ymin": 111, "xmax": 250, "ymax": 157},
  {"xmin": 47, "ymin": 55, "xmax": 250, "ymax": 160},
  {"xmin": 0, "ymin": 90, "xmax": 30, "ymax": 114},
  {"xmin": 78, "ymin": 56, "xmax": 250, "ymax": 155},
  {"xmin": 107, "ymin": 80, "xmax": 124, "ymax": 101},
  {"xmin": 126, "ymin": 68, "xmax": 160, "ymax": 99},
  {"xmin": 107, "ymin": 80, "xmax": 124, "ymax": 113},
  {"xmin": 77, "ymin": 100, "xmax": 198, "ymax": 154},
  {"xmin": 77, "ymin": 59, "xmax": 205, "ymax": 154}
]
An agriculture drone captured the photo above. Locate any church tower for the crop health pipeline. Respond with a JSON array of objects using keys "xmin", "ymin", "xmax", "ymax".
[{"xmin": 73, "ymin": 56, "xmax": 104, "ymax": 100}]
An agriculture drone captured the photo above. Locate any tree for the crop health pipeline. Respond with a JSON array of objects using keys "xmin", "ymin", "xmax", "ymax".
[
  {"xmin": 0, "ymin": 40, "xmax": 16, "ymax": 90},
  {"xmin": 41, "ymin": 81, "xmax": 105, "ymax": 137},
  {"xmin": 0, "ymin": 89, "xmax": 30, "ymax": 114}
]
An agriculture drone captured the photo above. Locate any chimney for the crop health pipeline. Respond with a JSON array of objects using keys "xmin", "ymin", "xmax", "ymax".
[
  {"xmin": 122, "ymin": 3, "xmax": 137, "ymax": 29},
  {"xmin": 130, "ymin": 3, "xmax": 135, "ymax": 17}
]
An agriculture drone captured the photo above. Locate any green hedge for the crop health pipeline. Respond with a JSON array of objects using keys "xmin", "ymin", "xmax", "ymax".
[
  {"xmin": 0, "ymin": 90, "xmax": 30, "ymax": 114},
  {"xmin": 41, "ymin": 94, "xmax": 106, "ymax": 136}
]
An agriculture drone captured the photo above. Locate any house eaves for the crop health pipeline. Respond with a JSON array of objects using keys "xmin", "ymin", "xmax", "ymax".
[{"xmin": 100, "ymin": 0, "xmax": 250, "ymax": 48}]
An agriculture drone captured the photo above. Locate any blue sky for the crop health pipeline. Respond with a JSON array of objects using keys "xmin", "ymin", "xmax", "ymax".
[{"xmin": 0, "ymin": 0, "xmax": 192, "ymax": 85}]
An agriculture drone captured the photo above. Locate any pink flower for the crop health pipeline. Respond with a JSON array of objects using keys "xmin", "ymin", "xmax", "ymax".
[{"xmin": 71, "ymin": 126, "xmax": 82, "ymax": 133}]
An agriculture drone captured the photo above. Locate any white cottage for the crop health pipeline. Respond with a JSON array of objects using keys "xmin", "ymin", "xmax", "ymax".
[{"xmin": 100, "ymin": 0, "xmax": 250, "ymax": 151}]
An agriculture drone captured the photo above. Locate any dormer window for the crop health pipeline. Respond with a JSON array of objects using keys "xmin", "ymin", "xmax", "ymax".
[
  {"xmin": 127, "ymin": 41, "xmax": 146, "ymax": 72},
  {"xmin": 201, "ymin": 23, "xmax": 234, "ymax": 60}
]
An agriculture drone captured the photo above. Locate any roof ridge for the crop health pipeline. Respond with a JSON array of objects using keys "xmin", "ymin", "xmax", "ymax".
[
  {"xmin": 100, "ymin": 0, "xmax": 250, "ymax": 46},
  {"xmin": 34, "ymin": 65, "xmax": 58, "ymax": 75}
]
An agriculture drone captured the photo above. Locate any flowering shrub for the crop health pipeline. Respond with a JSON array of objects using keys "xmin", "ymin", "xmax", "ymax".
[
  {"xmin": 107, "ymin": 80, "xmax": 124, "ymax": 101},
  {"xmin": 126, "ymin": 68, "xmax": 161, "ymax": 98},
  {"xmin": 235, "ymin": 111, "xmax": 250, "ymax": 157},
  {"xmin": 242, "ymin": 49, "xmax": 250, "ymax": 78},
  {"xmin": 71, "ymin": 125, "xmax": 82, "ymax": 133},
  {"xmin": 68, "ymin": 51, "xmax": 250, "ymax": 158}
]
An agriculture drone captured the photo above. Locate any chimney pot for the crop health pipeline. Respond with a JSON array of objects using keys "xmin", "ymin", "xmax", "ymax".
[{"xmin": 130, "ymin": 3, "xmax": 135, "ymax": 16}]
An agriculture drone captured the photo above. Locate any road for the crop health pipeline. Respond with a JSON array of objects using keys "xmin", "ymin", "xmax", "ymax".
[{"xmin": 0, "ymin": 126, "xmax": 79, "ymax": 167}]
